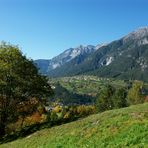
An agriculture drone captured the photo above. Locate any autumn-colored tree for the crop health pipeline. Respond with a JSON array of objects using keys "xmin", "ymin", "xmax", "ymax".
[{"xmin": 0, "ymin": 43, "xmax": 53, "ymax": 136}]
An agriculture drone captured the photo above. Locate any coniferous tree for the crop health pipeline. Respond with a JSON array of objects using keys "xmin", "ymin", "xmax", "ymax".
[
  {"xmin": 96, "ymin": 85, "xmax": 115, "ymax": 112},
  {"xmin": 113, "ymin": 88, "xmax": 127, "ymax": 108}
]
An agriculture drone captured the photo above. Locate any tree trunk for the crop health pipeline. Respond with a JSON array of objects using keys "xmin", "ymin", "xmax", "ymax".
[
  {"xmin": 0, "ymin": 123, "xmax": 5, "ymax": 137},
  {"xmin": 0, "ymin": 112, "xmax": 7, "ymax": 137}
]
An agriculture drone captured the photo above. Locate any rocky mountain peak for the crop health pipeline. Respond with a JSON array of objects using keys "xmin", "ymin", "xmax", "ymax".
[
  {"xmin": 95, "ymin": 43, "xmax": 108, "ymax": 50},
  {"xmin": 123, "ymin": 26, "xmax": 148, "ymax": 42}
]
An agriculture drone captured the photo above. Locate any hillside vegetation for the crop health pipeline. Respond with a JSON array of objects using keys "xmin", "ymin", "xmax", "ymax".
[
  {"xmin": 50, "ymin": 76, "xmax": 127, "ymax": 95},
  {"xmin": 49, "ymin": 76, "xmax": 128, "ymax": 104},
  {"xmin": 1, "ymin": 103, "xmax": 148, "ymax": 148},
  {"xmin": 50, "ymin": 76, "xmax": 148, "ymax": 105}
]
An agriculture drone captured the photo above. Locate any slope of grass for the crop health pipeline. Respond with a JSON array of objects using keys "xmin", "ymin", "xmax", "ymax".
[{"xmin": 1, "ymin": 103, "xmax": 148, "ymax": 148}]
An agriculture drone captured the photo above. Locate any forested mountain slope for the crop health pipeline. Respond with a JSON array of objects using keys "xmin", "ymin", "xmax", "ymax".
[
  {"xmin": 47, "ymin": 27, "xmax": 148, "ymax": 82},
  {"xmin": 35, "ymin": 44, "xmax": 105, "ymax": 75}
]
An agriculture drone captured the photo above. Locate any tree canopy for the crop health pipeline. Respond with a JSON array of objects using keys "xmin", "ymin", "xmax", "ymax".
[
  {"xmin": 96, "ymin": 84, "xmax": 127, "ymax": 112},
  {"xmin": 127, "ymin": 81, "xmax": 144, "ymax": 105},
  {"xmin": 0, "ymin": 43, "xmax": 53, "ymax": 136}
]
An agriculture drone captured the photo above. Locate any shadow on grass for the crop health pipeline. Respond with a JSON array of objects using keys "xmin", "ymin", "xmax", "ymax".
[
  {"xmin": 0, "ymin": 122, "xmax": 51, "ymax": 144},
  {"xmin": 0, "ymin": 117, "xmax": 81, "ymax": 145}
]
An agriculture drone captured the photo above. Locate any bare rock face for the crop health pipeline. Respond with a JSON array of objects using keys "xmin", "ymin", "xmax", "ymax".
[{"xmin": 123, "ymin": 27, "xmax": 148, "ymax": 43}]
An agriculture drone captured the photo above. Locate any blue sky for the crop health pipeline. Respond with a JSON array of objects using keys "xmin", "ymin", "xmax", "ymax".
[{"xmin": 0, "ymin": 0, "xmax": 148, "ymax": 59}]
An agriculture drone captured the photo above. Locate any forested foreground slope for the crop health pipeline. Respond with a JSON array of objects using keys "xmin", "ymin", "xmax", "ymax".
[{"xmin": 1, "ymin": 103, "xmax": 148, "ymax": 148}]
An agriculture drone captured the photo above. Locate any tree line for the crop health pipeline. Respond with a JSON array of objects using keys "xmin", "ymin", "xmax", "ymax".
[{"xmin": 95, "ymin": 80, "xmax": 146, "ymax": 112}]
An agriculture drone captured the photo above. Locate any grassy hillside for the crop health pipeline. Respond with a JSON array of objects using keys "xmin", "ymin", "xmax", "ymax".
[{"xmin": 1, "ymin": 103, "xmax": 148, "ymax": 148}]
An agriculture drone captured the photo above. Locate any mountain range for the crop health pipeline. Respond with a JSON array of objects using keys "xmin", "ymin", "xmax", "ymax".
[
  {"xmin": 35, "ymin": 27, "xmax": 148, "ymax": 82},
  {"xmin": 35, "ymin": 44, "xmax": 106, "ymax": 74}
]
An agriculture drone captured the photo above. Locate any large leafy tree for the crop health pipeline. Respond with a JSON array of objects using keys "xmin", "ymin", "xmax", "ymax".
[{"xmin": 0, "ymin": 43, "xmax": 53, "ymax": 136}]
